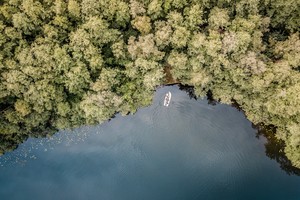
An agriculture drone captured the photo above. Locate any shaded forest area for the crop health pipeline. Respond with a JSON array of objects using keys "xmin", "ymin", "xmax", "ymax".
[{"xmin": 0, "ymin": 0, "xmax": 299, "ymax": 168}]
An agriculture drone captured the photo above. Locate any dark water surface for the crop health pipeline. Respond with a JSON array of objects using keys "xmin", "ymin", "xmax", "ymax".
[{"xmin": 0, "ymin": 86, "xmax": 300, "ymax": 200}]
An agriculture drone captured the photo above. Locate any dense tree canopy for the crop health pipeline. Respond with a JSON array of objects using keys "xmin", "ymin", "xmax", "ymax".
[{"xmin": 0, "ymin": 0, "xmax": 299, "ymax": 168}]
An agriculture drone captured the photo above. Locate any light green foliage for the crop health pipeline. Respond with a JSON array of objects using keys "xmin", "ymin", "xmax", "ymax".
[
  {"xmin": 53, "ymin": 0, "xmax": 67, "ymax": 16},
  {"xmin": 236, "ymin": 0, "xmax": 260, "ymax": 16},
  {"xmin": 167, "ymin": 11, "xmax": 184, "ymax": 27},
  {"xmin": 91, "ymin": 68, "xmax": 121, "ymax": 92},
  {"xmin": 14, "ymin": 99, "xmax": 30, "ymax": 117},
  {"xmin": 154, "ymin": 21, "xmax": 172, "ymax": 48},
  {"xmin": 80, "ymin": 91, "xmax": 122, "ymax": 123},
  {"xmin": 208, "ymin": 7, "xmax": 229, "ymax": 30},
  {"xmin": 143, "ymin": 67, "xmax": 164, "ymax": 89},
  {"xmin": 81, "ymin": 0, "xmax": 102, "ymax": 17},
  {"xmin": 0, "ymin": 0, "xmax": 300, "ymax": 169},
  {"xmin": 147, "ymin": 0, "xmax": 163, "ymax": 20},
  {"xmin": 68, "ymin": 0, "xmax": 81, "ymax": 19},
  {"xmin": 81, "ymin": 16, "xmax": 119, "ymax": 45},
  {"xmin": 171, "ymin": 26, "xmax": 190, "ymax": 49},
  {"xmin": 163, "ymin": 0, "xmax": 188, "ymax": 11},
  {"xmin": 238, "ymin": 52, "xmax": 266, "ymax": 74},
  {"xmin": 167, "ymin": 51, "xmax": 189, "ymax": 80},
  {"xmin": 188, "ymin": 33, "xmax": 207, "ymax": 56},
  {"xmin": 129, "ymin": 0, "xmax": 146, "ymax": 18},
  {"xmin": 127, "ymin": 34, "xmax": 164, "ymax": 60},
  {"xmin": 167, "ymin": 51, "xmax": 188, "ymax": 70},
  {"xmin": 184, "ymin": 4, "xmax": 204, "ymax": 30},
  {"xmin": 111, "ymin": 39, "xmax": 126, "ymax": 59},
  {"xmin": 131, "ymin": 15, "xmax": 152, "ymax": 35},
  {"xmin": 273, "ymin": 34, "xmax": 300, "ymax": 69},
  {"xmin": 63, "ymin": 63, "xmax": 91, "ymax": 95},
  {"xmin": 108, "ymin": 1, "xmax": 130, "ymax": 27},
  {"xmin": 186, "ymin": 33, "xmax": 212, "ymax": 94},
  {"xmin": 2, "ymin": 69, "xmax": 31, "ymax": 97}
]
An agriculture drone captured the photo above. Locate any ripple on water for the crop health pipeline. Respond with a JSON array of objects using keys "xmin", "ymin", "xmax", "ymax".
[{"xmin": 0, "ymin": 86, "xmax": 299, "ymax": 200}]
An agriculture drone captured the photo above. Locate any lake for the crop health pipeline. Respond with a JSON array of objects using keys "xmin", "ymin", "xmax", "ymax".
[{"xmin": 0, "ymin": 85, "xmax": 300, "ymax": 200}]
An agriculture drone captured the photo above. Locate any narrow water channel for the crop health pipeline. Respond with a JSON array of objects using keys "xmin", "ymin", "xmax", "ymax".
[{"xmin": 0, "ymin": 85, "xmax": 299, "ymax": 200}]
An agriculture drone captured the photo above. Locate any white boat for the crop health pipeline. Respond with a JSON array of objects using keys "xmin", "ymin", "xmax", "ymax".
[{"xmin": 163, "ymin": 91, "xmax": 172, "ymax": 107}]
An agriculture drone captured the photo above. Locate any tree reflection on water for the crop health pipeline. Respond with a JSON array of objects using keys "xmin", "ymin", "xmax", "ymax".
[
  {"xmin": 179, "ymin": 85, "xmax": 300, "ymax": 176},
  {"xmin": 1, "ymin": 85, "xmax": 300, "ymax": 176},
  {"xmin": 255, "ymin": 124, "xmax": 300, "ymax": 176}
]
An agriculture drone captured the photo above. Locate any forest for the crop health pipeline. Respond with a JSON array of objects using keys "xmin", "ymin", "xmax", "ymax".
[{"xmin": 0, "ymin": 0, "xmax": 299, "ymax": 168}]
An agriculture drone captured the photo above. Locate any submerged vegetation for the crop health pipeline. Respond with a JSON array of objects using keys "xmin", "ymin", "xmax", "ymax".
[{"xmin": 0, "ymin": 0, "xmax": 299, "ymax": 168}]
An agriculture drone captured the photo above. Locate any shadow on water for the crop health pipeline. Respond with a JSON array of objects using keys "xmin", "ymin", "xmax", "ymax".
[
  {"xmin": 254, "ymin": 124, "xmax": 300, "ymax": 176},
  {"xmin": 0, "ymin": 84, "xmax": 300, "ymax": 176},
  {"xmin": 0, "ymin": 127, "xmax": 57, "ymax": 156},
  {"xmin": 177, "ymin": 84, "xmax": 217, "ymax": 106},
  {"xmin": 177, "ymin": 84, "xmax": 300, "ymax": 176}
]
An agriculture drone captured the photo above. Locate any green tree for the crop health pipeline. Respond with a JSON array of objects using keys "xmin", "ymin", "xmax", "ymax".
[{"xmin": 0, "ymin": 0, "xmax": 300, "ymax": 170}]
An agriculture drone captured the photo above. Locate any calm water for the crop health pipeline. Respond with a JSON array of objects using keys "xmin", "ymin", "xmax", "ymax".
[{"xmin": 0, "ymin": 86, "xmax": 300, "ymax": 200}]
